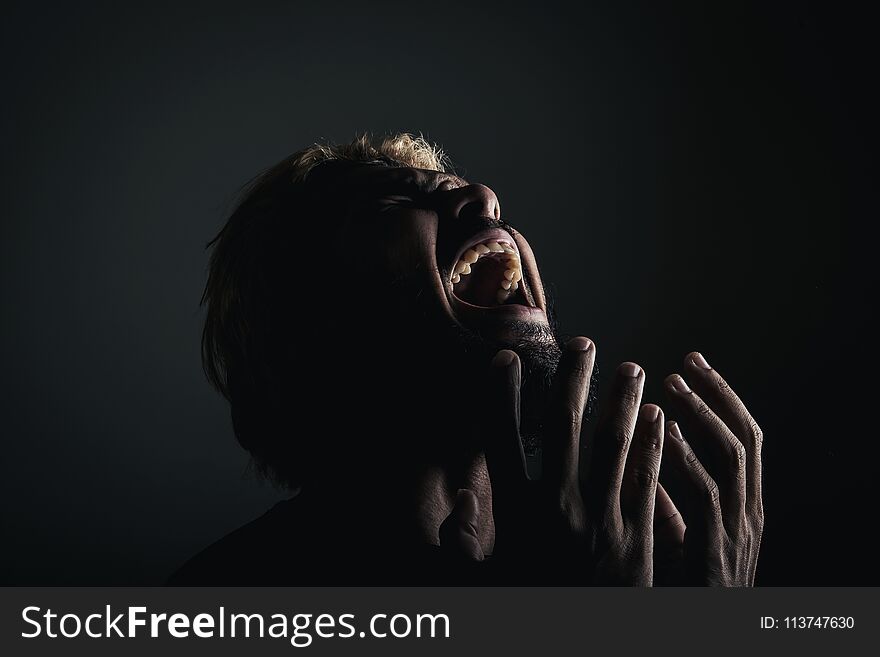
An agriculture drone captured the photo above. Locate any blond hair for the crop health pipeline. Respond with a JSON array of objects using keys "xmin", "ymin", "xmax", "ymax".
[{"xmin": 289, "ymin": 132, "xmax": 450, "ymax": 184}]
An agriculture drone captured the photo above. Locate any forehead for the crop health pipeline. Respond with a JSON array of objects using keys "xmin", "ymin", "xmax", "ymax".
[{"xmin": 337, "ymin": 164, "xmax": 468, "ymax": 192}]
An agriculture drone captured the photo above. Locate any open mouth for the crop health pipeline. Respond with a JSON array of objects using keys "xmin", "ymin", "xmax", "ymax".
[{"xmin": 449, "ymin": 231, "xmax": 535, "ymax": 310}]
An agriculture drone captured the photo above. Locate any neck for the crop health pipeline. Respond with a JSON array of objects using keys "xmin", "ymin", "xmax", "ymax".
[{"xmin": 302, "ymin": 340, "xmax": 499, "ymax": 559}]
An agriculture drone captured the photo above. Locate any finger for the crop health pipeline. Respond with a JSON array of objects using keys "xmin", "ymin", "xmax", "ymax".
[
  {"xmin": 654, "ymin": 483, "xmax": 686, "ymax": 549},
  {"xmin": 662, "ymin": 421, "xmax": 724, "ymax": 540},
  {"xmin": 621, "ymin": 404, "xmax": 664, "ymax": 531},
  {"xmin": 682, "ymin": 352, "xmax": 763, "ymax": 513},
  {"xmin": 439, "ymin": 489, "xmax": 485, "ymax": 562},
  {"xmin": 483, "ymin": 350, "xmax": 529, "ymax": 531},
  {"xmin": 664, "ymin": 373, "xmax": 746, "ymax": 531},
  {"xmin": 586, "ymin": 362, "xmax": 645, "ymax": 527},
  {"xmin": 653, "ymin": 482, "xmax": 686, "ymax": 585},
  {"xmin": 543, "ymin": 337, "xmax": 595, "ymax": 490}
]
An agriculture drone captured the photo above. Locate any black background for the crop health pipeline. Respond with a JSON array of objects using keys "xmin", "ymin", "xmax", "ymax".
[{"xmin": 1, "ymin": 0, "xmax": 874, "ymax": 584}]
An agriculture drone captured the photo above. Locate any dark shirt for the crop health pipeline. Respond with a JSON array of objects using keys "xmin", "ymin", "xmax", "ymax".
[{"xmin": 168, "ymin": 497, "xmax": 483, "ymax": 585}]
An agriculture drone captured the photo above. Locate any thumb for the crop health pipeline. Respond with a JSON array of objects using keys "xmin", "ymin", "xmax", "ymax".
[{"xmin": 439, "ymin": 489, "xmax": 485, "ymax": 562}]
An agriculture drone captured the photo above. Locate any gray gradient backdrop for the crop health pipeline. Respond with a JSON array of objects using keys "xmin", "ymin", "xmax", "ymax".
[{"xmin": 1, "ymin": 0, "xmax": 873, "ymax": 584}]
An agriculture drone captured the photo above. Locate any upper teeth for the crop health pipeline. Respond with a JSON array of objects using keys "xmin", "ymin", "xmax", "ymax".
[{"xmin": 451, "ymin": 239, "xmax": 523, "ymax": 304}]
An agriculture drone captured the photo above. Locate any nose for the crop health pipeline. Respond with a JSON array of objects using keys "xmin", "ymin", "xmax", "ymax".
[{"xmin": 441, "ymin": 183, "xmax": 501, "ymax": 223}]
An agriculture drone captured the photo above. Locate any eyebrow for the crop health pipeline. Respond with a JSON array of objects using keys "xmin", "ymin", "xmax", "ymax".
[{"xmin": 328, "ymin": 165, "xmax": 470, "ymax": 205}]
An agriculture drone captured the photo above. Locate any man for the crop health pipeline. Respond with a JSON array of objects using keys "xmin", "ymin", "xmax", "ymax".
[{"xmin": 171, "ymin": 134, "xmax": 763, "ymax": 585}]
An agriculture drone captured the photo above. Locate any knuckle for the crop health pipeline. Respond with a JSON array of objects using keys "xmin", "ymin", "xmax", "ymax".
[
  {"xmin": 701, "ymin": 477, "xmax": 721, "ymax": 507},
  {"xmin": 612, "ymin": 428, "xmax": 632, "ymax": 451},
  {"xmin": 605, "ymin": 419, "xmax": 634, "ymax": 451},
  {"xmin": 730, "ymin": 440, "xmax": 747, "ymax": 469},
  {"xmin": 569, "ymin": 359, "xmax": 592, "ymax": 380},
  {"xmin": 560, "ymin": 406, "xmax": 583, "ymax": 435},
  {"xmin": 629, "ymin": 467, "xmax": 659, "ymax": 488},
  {"xmin": 616, "ymin": 386, "xmax": 641, "ymax": 410},
  {"xmin": 750, "ymin": 501, "xmax": 765, "ymax": 524},
  {"xmin": 755, "ymin": 508, "xmax": 765, "ymax": 530},
  {"xmin": 641, "ymin": 430, "xmax": 662, "ymax": 451},
  {"xmin": 695, "ymin": 400, "xmax": 712, "ymax": 416},
  {"xmin": 748, "ymin": 421, "xmax": 764, "ymax": 446}
]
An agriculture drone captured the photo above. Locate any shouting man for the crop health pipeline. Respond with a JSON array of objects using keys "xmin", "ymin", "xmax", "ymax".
[{"xmin": 171, "ymin": 134, "xmax": 763, "ymax": 586}]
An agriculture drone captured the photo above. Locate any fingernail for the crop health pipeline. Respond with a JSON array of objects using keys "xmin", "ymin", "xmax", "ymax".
[
  {"xmin": 492, "ymin": 350, "xmax": 516, "ymax": 367},
  {"xmin": 691, "ymin": 353, "xmax": 711, "ymax": 370},
  {"xmin": 640, "ymin": 404, "xmax": 660, "ymax": 423},
  {"xmin": 619, "ymin": 362, "xmax": 641, "ymax": 377},
  {"xmin": 567, "ymin": 337, "xmax": 593, "ymax": 352},
  {"xmin": 668, "ymin": 421, "xmax": 684, "ymax": 441},
  {"xmin": 668, "ymin": 375, "xmax": 691, "ymax": 393}
]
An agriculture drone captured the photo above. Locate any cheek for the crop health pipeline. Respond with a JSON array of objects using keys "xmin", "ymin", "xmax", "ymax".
[
  {"xmin": 340, "ymin": 208, "xmax": 439, "ymax": 290},
  {"xmin": 373, "ymin": 211, "xmax": 439, "ymax": 279}
]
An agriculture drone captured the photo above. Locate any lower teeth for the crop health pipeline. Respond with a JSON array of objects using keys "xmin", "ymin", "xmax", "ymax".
[{"xmin": 452, "ymin": 240, "xmax": 524, "ymax": 307}]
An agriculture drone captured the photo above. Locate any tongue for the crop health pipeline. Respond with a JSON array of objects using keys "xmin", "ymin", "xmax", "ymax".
[{"xmin": 454, "ymin": 257, "xmax": 507, "ymax": 307}]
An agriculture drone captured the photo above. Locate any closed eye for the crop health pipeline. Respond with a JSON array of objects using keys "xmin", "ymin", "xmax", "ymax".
[
  {"xmin": 349, "ymin": 171, "xmax": 452, "ymax": 217},
  {"xmin": 373, "ymin": 179, "xmax": 432, "ymax": 209}
]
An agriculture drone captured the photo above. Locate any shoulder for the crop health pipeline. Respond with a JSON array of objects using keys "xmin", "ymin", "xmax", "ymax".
[{"xmin": 167, "ymin": 497, "xmax": 302, "ymax": 585}]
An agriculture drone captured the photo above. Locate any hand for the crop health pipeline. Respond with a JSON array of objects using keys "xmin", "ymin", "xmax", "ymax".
[
  {"xmin": 660, "ymin": 352, "xmax": 764, "ymax": 586},
  {"xmin": 477, "ymin": 339, "xmax": 666, "ymax": 585},
  {"xmin": 580, "ymin": 361, "xmax": 665, "ymax": 585},
  {"xmin": 477, "ymin": 339, "xmax": 593, "ymax": 581}
]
